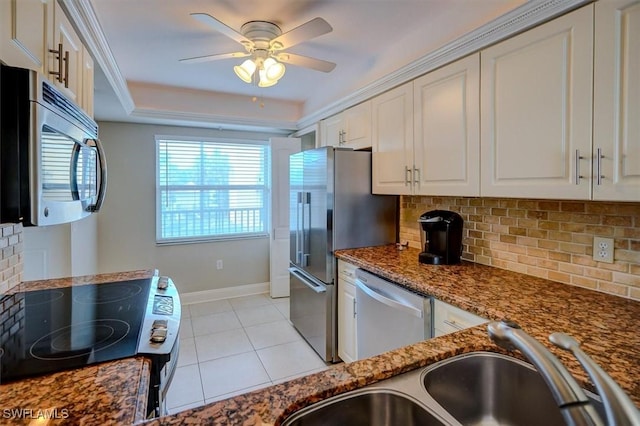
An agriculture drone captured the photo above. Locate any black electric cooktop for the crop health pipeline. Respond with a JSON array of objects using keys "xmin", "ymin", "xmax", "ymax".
[{"xmin": 0, "ymin": 279, "xmax": 152, "ymax": 383}]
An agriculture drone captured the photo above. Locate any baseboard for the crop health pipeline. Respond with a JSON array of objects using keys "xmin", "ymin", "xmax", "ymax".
[{"xmin": 180, "ymin": 282, "xmax": 270, "ymax": 305}]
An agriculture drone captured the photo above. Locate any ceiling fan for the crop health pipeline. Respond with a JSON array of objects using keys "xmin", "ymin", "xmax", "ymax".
[{"xmin": 180, "ymin": 13, "xmax": 336, "ymax": 87}]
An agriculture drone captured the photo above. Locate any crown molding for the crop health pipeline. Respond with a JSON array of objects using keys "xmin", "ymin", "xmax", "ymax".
[
  {"xmin": 296, "ymin": 0, "xmax": 592, "ymax": 130},
  {"xmin": 129, "ymin": 108, "xmax": 295, "ymax": 134},
  {"xmin": 61, "ymin": 0, "xmax": 135, "ymax": 114}
]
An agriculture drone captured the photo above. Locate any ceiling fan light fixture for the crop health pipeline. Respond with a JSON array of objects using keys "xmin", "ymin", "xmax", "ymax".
[
  {"xmin": 263, "ymin": 57, "xmax": 286, "ymax": 81},
  {"xmin": 258, "ymin": 68, "xmax": 278, "ymax": 87},
  {"xmin": 234, "ymin": 59, "xmax": 256, "ymax": 83}
]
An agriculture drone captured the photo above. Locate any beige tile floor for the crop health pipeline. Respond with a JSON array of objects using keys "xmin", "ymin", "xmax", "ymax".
[{"xmin": 166, "ymin": 294, "xmax": 329, "ymax": 414}]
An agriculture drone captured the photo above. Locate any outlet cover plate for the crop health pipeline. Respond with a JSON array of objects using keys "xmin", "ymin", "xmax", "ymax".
[{"xmin": 593, "ymin": 237, "xmax": 614, "ymax": 263}]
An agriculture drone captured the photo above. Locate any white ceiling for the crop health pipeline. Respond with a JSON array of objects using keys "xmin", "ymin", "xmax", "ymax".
[{"xmin": 79, "ymin": 0, "xmax": 569, "ymax": 132}]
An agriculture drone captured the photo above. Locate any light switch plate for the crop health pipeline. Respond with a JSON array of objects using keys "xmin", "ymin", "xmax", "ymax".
[{"xmin": 593, "ymin": 237, "xmax": 614, "ymax": 263}]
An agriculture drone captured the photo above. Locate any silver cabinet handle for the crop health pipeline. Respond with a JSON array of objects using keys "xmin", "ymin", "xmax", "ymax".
[
  {"xmin": 414, "ymin": 167, "xmax": 420, "ymax": 186},
  {"xmin": 353, "ymin": 298, "xmax": 356, "ymax": 319},
  {"xmin": 596, "ymin": 148, "xmax": 604, "ymax": 186},
  {"xmin": 49, "ymin": 43, "xmax": 64, "ymax": 83},
  {"xmin": 575, "ymin": 149, "xmax": 584, "ymax": 185},
  {"xmin": 443, "ymin": 319, "xmax": 464, "ymax": 330},
  {"xmin": 405, "ymin": 166, "xmax": 412, "ymax": 187},
  {"xmin": 356, "ymin": 279, "xmax": 423, "ymax": 318}
]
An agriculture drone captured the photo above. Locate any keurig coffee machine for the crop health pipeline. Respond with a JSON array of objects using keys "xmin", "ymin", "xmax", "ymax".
[{"xmin": 418, "ymin": 210, "xmax": 463, "ymax": 265}]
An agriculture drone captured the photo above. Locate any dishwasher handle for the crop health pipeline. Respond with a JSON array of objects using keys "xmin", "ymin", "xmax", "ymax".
[{"xmin": 356, "ymin": 279, "xmax": 423, "ymax": 318}]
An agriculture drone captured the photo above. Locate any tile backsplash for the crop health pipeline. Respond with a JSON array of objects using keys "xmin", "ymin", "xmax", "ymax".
[
  {"xmin": 400, "ymin": 196, "xmax": 640, "ymax": 301},
  {"xmin": 0, "ymin": 223, "xmax": 23, "ymax": 292}
]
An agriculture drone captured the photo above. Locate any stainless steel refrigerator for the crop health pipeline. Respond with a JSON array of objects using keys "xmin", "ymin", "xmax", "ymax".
[{"xmin": 289, "ymin": 147, "xmax": 397, "ymax": 362}]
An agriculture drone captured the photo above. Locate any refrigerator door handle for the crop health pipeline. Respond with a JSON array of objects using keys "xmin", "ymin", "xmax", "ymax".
[
  {"xmin": 289, "ymin": 268, "xmax": 327, "ymax": 293},
  {"xmin": 296, "ymin": 192, "xmax": 303, "ymax": 265},
  {"xmin": 302, "ymin": 192, "xmax": 311, "ymax": 267}
]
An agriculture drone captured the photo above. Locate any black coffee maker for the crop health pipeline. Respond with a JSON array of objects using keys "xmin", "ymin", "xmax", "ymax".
[{"xmin": 418, "ymin": 210, "xmax": 464, "ymax": 265}]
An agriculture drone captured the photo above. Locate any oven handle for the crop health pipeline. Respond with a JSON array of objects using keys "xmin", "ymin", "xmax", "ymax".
[
  {"xmin": 289, "ymin": 268, "xmax": 326, "ymax": 294},
  {"xmin": 87, "ymin": 138, "xmax": 107, "ymax": 212}
]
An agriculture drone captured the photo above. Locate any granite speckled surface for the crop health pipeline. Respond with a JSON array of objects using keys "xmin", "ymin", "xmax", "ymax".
[
  {"xmin": 144, "ymin": 245, "xmax": 640, "ymax": 426},
  {"xmin": 0, "ymin": 270, "xmax": 157, "ymax": 425}
]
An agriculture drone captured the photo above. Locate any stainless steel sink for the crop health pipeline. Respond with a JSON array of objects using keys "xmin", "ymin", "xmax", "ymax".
[
  {"xmin": 422, "ymin": 352, "xmax": 604, "ymax": 426},
  {"xmin": 282, "ymin": 388, "xmax": 448, "ymax": 426},
  {"xmin": 281, "ymin": 351, "xmax": 604, "ymax": 426}
]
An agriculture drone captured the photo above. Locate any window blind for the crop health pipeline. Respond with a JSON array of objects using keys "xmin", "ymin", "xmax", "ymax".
[{"xmin": 156, "ymin": 138, "xmax": 269, "ymax": 243}]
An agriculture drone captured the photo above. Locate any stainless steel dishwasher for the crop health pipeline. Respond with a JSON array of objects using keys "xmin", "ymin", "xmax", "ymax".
[{"xmin": 355, "ymin": 269, "xmax": 432, "ymax": 360}]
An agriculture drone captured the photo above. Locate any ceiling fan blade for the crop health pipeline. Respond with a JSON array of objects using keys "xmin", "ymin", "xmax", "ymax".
[
  {"xmin": 276, "ymin": 53, "xmax": 336, "ymax": 73},
  {"xmin": 190, "ymin": 13, "xmax": 252, "ymax": 47},
  {"xmin": 179, "ymin": 51, "xmax": 250, "ymax": 64},
  {"xmin": 270, "ymin": 17, "xmax": 332, "ymax": 50}
]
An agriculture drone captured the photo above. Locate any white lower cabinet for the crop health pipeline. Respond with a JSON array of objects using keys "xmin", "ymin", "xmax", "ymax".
[
  {"xmin": 337, "ymin": 260, "xmax": 357, "ymax": 363},
  {"xmin": 433, "ymin": 299, "xmax": 487, "ymax": 337}
]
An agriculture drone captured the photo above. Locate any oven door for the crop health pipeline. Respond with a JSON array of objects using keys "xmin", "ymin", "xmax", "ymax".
[{"xmin": 31, "ymin": 102, "xmax": 107, "ymax": 226}]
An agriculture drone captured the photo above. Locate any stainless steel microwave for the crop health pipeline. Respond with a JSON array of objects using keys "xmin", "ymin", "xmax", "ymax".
[{"xmin": 0, "ymin": 63, "xmax": 106, "ymax": 226}]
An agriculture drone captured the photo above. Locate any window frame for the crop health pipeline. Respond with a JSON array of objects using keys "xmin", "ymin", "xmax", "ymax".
[{"xmin": 154, "ymin": 135, "xmax": 270, "ymax": 245}]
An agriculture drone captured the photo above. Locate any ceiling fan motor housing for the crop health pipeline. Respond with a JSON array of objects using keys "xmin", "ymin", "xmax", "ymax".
[{"xmin": 240, "ymin": 21, "xmax": 282, "ymax": 52}]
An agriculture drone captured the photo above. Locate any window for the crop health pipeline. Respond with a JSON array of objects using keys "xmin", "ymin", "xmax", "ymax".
[{"xmin": 156, "ymin": 137, "xmax": 269, "ymax": 243}]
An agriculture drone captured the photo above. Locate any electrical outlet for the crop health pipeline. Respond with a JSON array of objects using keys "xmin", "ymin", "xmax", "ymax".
[
  {"xmin": 592, "ymin": 237, "xmax": 614, "ymax": 263},
  {"xmin": 216, "ymin": 259, "xmax": 223, "ymax": 270}
]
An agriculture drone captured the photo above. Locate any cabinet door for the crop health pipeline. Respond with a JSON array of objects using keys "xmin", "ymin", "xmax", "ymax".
[
  {"xmin": 52, "ymin": 1, "xmax": 83, "ymax": 104},
  {"xmin": 433, "ymin": 299, "xmax": 486, "ymax": 337},
  {"xmin": 342, "ymin": 101, "xmax": 372, "ymax": 150},
  {"xmin": 593, "ymin": 0, "xmax": 640, "ymax": 201},
  {"xmin": 337, "ymin": 260, "xmax": 357, "ymax": 363},
  {"xmin": 480, "ymin": 5, "xmax": 594, "ymax": 199},
  {"xmin": 372, "ymin": 82, "xmax": 414, "ymax": 195},
  {"xmin": 81, "ymin": 46, "xmax": 94, "ymax": 118},
  {"xmin": 414, "ymin": 54, "xmax": 480, "ymax": 196},
  {"xmin": 0, "ymin": 0, "xmax": 53, "ymax": 72},
  {"xmin": 319, "ymin": 113, "xmax": 344, "ymax": 147}
]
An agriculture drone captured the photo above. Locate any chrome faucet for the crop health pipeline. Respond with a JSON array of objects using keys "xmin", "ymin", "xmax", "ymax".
[
  {"xmin": 488, "ymin": 320, "xmax": 603, "ymax": 426},
  {"xmin": 550, "ymin": 332, "xmax": 640, "ymax": 426}
]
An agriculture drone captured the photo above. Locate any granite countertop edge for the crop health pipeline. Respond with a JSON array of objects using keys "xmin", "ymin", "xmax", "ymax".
[{"xmin": 146, "ymin": 245, "xmax": 640, "ymax": 426}]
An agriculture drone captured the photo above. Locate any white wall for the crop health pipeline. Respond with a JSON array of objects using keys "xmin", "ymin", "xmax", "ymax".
[
  {"xmin": 23, "ymin": 224, "xmax": 72, "ymax": 280},
  {"xmin": 22, "ymin": 214, "xmax": 99, "ymax": 281},
  {"xmin": 96, "ymin": 121, "xmax": 279, "ymax": 294}
]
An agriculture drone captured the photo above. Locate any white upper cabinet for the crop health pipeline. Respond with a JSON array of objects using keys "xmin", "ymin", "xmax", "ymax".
[
  {"xmin": 0, "ymin": 0, "xmax": 53, "ymax": 73},
  {"xmin": 480, "ymin": 5, "xmax": 594, "ymax": 200},
  {"xmin": 413, "ymin": 53, "xmax": 480, "ymax": 196},
  {"xmin": 52, "ymin": 1, "xmax": 84, "ymax": 104},
  {"xmin": 320, "ymin": 101, "xmax": 372, "ymax": 150},
  {"xmin": 342, "ymin": 101, "xmax": 371, "ymax": 150},
  {"xmin": 81, "ymin": 46, "xmax": 95, "ymax": 118},
  {"xmin": 372, "ymin": 55, "xmax": 480, "ymax": 196},
  {"xmin": 593, "ymin": 0, "xmax": 640, "ymax": 201},
  {"xmin": 372, "ymin": 82, "xmax": 414, "ymax": 195},
  {"xmin": 319, "ymin": 113, "xmax": 343, "ymax": 148}
]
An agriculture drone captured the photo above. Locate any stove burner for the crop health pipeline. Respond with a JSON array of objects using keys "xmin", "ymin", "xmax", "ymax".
[
  {"xmin": 73, "ymin": 283, "xmax": 143, "ymax": 304},
  {"xmin": 25, "ymin": 290, "xmax": 65, "ymax": 307},
  {"xmin": 29, "ymin": 319, "xmax": 131, "ymax": 361}
]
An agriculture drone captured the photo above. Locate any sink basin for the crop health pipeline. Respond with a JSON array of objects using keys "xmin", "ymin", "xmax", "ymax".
[
  {"xmin": 282, "ymin": 351, "xmax": 604, "ymax": 426},
  {"xmin": 422, "ymin": 352, "xmax": 604, "ymax": 426},
  {"xmin": 281, "ymin": 389, "xmax": 447, "ymax": 426}
]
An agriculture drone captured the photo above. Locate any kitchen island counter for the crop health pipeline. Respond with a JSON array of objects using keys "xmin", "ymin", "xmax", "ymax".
[
  {"xmin": 148, "ymin": 245, "xmax": 640, "ymax": 426},
  {"xmin": 0, "ymin": 269, "xmax": 156, "ymax": 425}
]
